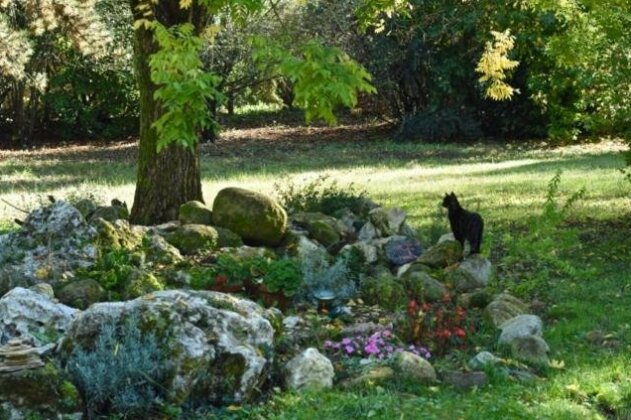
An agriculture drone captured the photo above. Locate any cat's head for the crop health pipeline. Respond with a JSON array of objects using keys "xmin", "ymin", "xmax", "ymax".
[{"xmin": 441, "ymin": 192, "xmax": 460, "ymax": 209}]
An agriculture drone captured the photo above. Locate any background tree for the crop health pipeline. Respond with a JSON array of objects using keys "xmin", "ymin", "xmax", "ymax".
[
  {"xmin": 129, "ymin": 0, "xmax": 375, "ymax": 224},
  {"xmin": 0, "ymin": 0, "xmax": 112, "ymax": 144}
]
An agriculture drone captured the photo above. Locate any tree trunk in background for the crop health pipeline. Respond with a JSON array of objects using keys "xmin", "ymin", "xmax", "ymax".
[{"xmin": 129, "ymin": 1, "xmax": 206, "ymax": 225}]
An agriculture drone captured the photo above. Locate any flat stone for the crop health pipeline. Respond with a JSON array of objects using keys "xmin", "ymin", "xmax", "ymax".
[{"xmin": 442, "ymin": 371, "xmax": 488, "ymax": 389}]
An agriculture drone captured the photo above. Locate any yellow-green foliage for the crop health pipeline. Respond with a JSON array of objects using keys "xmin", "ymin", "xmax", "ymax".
[{"xmin": 476, "ymin": 29, "xmax": 520, "ymax": 101}]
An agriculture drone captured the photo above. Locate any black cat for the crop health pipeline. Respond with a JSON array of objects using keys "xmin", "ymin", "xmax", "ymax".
[{"xmin": 442, "ymin": 192, "xmax": 484, "ymax": 254}]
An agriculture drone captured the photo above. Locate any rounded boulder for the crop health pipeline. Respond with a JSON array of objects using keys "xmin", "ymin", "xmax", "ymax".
[{"xmin": 212, "ymin": 187, "xmax": 287, "ymax": 247}]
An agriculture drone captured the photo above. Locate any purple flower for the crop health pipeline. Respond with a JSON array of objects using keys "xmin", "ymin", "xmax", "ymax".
[
  {"xmin": 382, "ymin": 330, "xmax": 392, "ymax": 338},
  {"xmin": 324, "ymin": 340, "xmax": 333, "ymax": 348},
  {"xmin": 342, "ymin": 338, "xmax": 352, "ymax": 345},
  {"xmin": 345, "ymin": 345, "xmax": 354, "ymax": 354},
  {"xmin": 364, "ymin": 342, "xmax": 379, "ymax": 355}
]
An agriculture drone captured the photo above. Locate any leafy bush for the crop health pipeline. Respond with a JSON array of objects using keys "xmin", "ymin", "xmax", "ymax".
[
  {"xmin": 275, "ymin": 175, "xmax": 368, "ymax": 216},
  {"xmin": 189, "ymin": 254, "xmax": 252, "ymax": 290},
  {"xmin": 188, "ymin": 254, "xmax": 303, "ymax": 297},
  {"xmin": 87, "ymin": 248, "xmax": 138, "ymax": 293},
  {"xmin": 258, "ymin": 258, "xmax": 303, "ymax": 297},
  {"xmin": 66, "ymin": 316, "xmax": 172, "ymax": 418}
]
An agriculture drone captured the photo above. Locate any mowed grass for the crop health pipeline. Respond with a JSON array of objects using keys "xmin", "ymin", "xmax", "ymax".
[{"xmin": 1, "ymin": 131, "xmax": 630, "ymax": 418}]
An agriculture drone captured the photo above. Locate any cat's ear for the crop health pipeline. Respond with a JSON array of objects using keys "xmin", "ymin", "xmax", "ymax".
[{"xmin": 450, "ymin": 191, "xmax": 455, "ymax": 197}]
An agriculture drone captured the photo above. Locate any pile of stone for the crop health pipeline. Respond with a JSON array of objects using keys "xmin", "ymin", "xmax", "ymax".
[{"xmin": 0, "ymin": 186, "xmax": 553, "ymax": 416}]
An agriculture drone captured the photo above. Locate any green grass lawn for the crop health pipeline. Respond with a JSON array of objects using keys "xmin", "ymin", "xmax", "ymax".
[{"xmin": 1, "ymin": 131, "xmax": 630, "ymax": 419}]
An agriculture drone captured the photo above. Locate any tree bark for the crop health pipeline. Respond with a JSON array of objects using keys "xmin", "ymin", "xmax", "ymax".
[{"xmin": 129, "ymin": 1, "xmax": 207, "ymax": 225}]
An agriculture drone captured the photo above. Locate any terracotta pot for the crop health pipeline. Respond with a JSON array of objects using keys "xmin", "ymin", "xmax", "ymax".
[
  {"xmin": 209, "ymin": 283, "xmax": 244, "ymax": 293},
  {"xmin": 256, "ymin": 284, "xmax": 289, "ymax": 310}
]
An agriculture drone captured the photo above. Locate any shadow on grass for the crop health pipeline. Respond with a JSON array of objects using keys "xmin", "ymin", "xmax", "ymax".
[
  {"xmin": 473, "ymin": 153, "xmax": 623, "ymax": 178},
  {"xmin": 0, "ymin": 133, "xmax": 623, "ymax": 197}
]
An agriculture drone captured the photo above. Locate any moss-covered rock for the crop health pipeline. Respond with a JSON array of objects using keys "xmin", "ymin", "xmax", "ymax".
[
  {"xmin": 484, "ymin": 293, "xmax": 529, "ymax": 327},
  {"xmin": 216, "ymin": 227, "xmax": 244, "ymax": 248},
  {"xmin": 450, "ymin": 269, "xmax": 480, "ymax": 293},
  {"xmin": 360, "ymin": 272, "xmax": 407, "ymax": 310},
  {"xmin": 0, "ymin": 362, "xmax": 82, "ymax": 413},
  {"xmin": 416, "ymin": 240, "xmax": 463, "ymax": 268},
  {"xmin": 179, "ymin": 200, "xmax": 213, "ymax": 225},
  {"xmin": 403, "ymin": 271, "xmax": 448, "ymax": 302},
  {"xmin": 124, "ymin": 268, "xmax": 164, "ymax": 299},
  {"xmin": 165, "ymin": 224, "xmax": 219, "ymax": 255},
  {"xmin": 57, "ymin": 279, "xmax": 104, "ymax": 309},
  {"xmin": 212, "ymin": 187, "xmax": 287, "ymax": 247},
  {"xmin": 458, "ymin": 290, "xmax": 491, "ymax": 309},
  {"xmin": 94, "ymin": 219, "xmax": 143, "ymax": 251},
  {"xmin": 291, "ymin": 212, "xmax": 351, "ymax": 249}
]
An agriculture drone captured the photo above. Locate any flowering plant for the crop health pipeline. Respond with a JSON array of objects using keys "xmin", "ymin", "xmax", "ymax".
[
  {"xmin": 403, "ymin": 294, "xmax": 476, "ymax": 355},
  {"xmin": 323, "ymin": 329, "xmax": 431, "ymax": 361}
]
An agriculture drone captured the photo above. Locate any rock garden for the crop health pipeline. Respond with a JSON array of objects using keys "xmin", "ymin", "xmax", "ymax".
[{"xmin": 0, "ymin": 183, "xmax": 551, "ymax": 419}]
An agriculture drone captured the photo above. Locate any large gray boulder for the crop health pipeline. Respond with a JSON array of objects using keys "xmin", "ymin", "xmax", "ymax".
[
  {"xmin": 60, "ymin": 290, "xmax": 275, "ymax": 404},
  {"xmin": 0, "ymin": 201, "xmax": 97, "ymax": 295},
  {"xmin": 213, "ymin": 187, "xmax": 287, "ymax": 247},
  {"xmin": 0, "ymin": 287, "xmax": 77, "ymax": 346},
  {"xmin": 285, "ymin": 348, "xmax": 334, "ymax": 390}
]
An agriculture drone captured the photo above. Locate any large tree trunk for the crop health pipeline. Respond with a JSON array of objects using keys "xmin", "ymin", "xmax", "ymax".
[{"xmin": 129, "ymin": 1, "xmax": 207, "ymax": 225}]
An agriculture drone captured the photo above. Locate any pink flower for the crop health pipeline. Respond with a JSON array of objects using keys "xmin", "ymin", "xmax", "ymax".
[
  {"xmin": 364, "ymin": 342, "xmax": 379, "ymax": 355},
  {"xmin": 382, "ymin": 330, "xmax": 392, "ymax": 338},
  {"xmin": 342, "ymin": 338, "xmax": 352, "ymax": 345},
  {"xmin": 345, "ymin": 345, "xmax": 354, "ymax": 354},
  {"xmin": 324, "ymin": 340, "xmax": 333, "ymax": 348}
]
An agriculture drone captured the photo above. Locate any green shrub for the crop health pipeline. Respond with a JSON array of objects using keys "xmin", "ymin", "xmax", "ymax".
[
  {"xmin": 66, "ymin": 316, "xmax": 172, "ymax": 418},
  {"xmin": 188, "ymin": 254, "xmax": 252, "ymax": 290},
  {"xmin": 87, "ymin": 248, "xmax": 137, "ymax": 293},
  {"xmin": 359, "ymin": 272, "xmax": 407, "ymax": 311},
  {"xmin": 274, "ymin": 175, "xmax": 368, "ymax": 216},
  {"xmin": 259, "ymin": 258, "xmax": 303, "ymax": 297}
]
